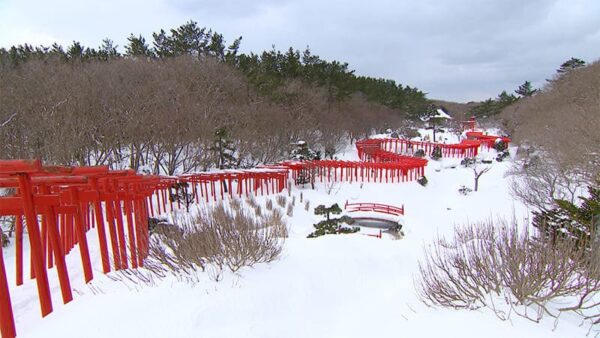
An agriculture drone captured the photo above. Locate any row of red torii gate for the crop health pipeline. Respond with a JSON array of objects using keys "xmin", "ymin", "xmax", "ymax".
[{"xmin": 0, "ymin": 127, "xmax": 509, "ymax": 338}]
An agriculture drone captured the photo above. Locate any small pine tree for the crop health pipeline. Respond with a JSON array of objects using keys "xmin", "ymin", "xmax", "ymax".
[
  {"xmin": 290, "ymin": 141, "xmax": 319, "ymax": 161},
  {"xmin": 533, "ymin": 184, "xmax": 600, "ymax": 248},
  {"xmin": 313, "ymin": 203, "xmax": 342, "ymax": 221},
  {"xmin": 557, "ymin": 57, "xmax": 586, "ymax": 74},
  {"xmin": 211, "ymin": 127, "xmax": 237, "ymax": 170},
  {"xmin": 308, "ymin": 203, "xmax": 357, "ymax": 238},
  {"xmin": 291, "ymin": 141, "xmax": 320, "ymax": 187},
  {"xmin": 493, "ymin": 139, "xmax": 508, "ymax": 152},
  {"xmin": 430, "ymin": 146, "xmax": 442, "ymax": 160},
  {"xmin": 515, "ymin": 81, "xmax": 537, "ymax": 97}
]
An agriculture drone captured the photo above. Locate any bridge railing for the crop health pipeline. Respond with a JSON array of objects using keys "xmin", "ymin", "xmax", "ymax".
[{"xmin": 344, "ymin": 201, "xmax": 404, "ymax": 216}]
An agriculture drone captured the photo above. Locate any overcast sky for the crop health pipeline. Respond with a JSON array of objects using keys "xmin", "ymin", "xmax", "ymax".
[{"xmin": 1, "ymin": 0, "xmax": 599, "ymax": 102}]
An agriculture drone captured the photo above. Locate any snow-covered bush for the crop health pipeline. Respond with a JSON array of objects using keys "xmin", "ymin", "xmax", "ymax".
[
  {"xmin": 532, "ymin": 184, "xmax": 600, "ymax": 248},
  {"xmin": 276, "ymin": 195, "xmax": 287, "ymax": 208},
  {"xmin": 495, "ymin": 150, "xmax": 510, "ymax": 162},
  {"xmin": 169, "ymin": 182, "xmax": 194, "ymax": 209},
  {"xmin": 493, "ymin": 139, "xmax": 508, "ymax": 152},
  {"xmin": 417, "ymin": 218, "xmax": 600, "ymax": 327},
  {"xmin": 147, "ymin": 204, "xmax": 286, "ymax": 278},
  {"xmin": 458, "ymin": 185, "xmax": 472, "ymax": 195},
  {"xmin": 430, "ymin": 146, "xmax": 442, "ymax": 160},
  {"xmin": 266, "ymin": 199, "xmax": 273, "ymax": 211},
  {"xmin": 290, "ymin": 141, "xmax": 320, "ymax": 161},
  {"xmin": 414, "ymin": 149, "xmax": 426, "ymax": 158},
  {"xmin": 460, "ymin": 157, "xmax": 476, "ymax": 167},
  {"xmin": 1, "ymin": 232, "xmax": 9, "ymax": 247},
  {"xmin": 417, "ymin": 176, "xmax": 428, "ymax": 187}
]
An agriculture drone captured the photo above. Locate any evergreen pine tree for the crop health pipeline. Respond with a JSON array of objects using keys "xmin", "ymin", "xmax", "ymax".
[
  {"xmin": 515, "ymin": 81, "xmax": 537, "ymax": 97},
  {"xmin": 557, "ymin": 57, "xmax": 586, "ymax": 74},
  {"xmin": 98, "ymin": 38, "xmax": 119, "ymax": 61},
  {"xmin": 212, "ymin": 127, "xmax": 237, "ymax": 170},
  {"xmin": 125, "ymin": 34, "xmax": 153, "ymax": 57}
]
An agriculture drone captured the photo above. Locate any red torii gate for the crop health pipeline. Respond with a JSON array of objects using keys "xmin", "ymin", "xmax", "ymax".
[
  {"xmin": 0, "ymin": 160, "xmax": 162, "ymax": 338},
  {"xmin": 465, "ymin": 131, "xmax": 511, "ymax": 150}
]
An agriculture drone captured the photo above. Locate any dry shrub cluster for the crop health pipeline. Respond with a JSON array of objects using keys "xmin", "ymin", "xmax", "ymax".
[
  {"xmin": 146, "ymin": 203, "xmax": 286, "ymax": 280},
  {"xmin": 0, "ymin": 57, "xmax": 403, "ymax": 172},
  {"xmin": 276, "ymin": 195, "xmax": 287, "ymax": 208},
  {"xmin": 500, "ymin": 60, "xmax": 600, "ymax": 181},
  {"xmin": 417, "ymin": 218, "xmax": 600, "ymax": 328}
]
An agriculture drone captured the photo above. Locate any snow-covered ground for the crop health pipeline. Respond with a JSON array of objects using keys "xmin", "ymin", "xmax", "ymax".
[{"xmin": 2, "ymin": 129, "xmax": 591, "ymax": 337}]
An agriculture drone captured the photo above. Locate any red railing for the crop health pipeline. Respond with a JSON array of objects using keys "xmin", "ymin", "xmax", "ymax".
[
  {"xmin": 344, "ymin": 201, "xmax": 405, "ymax": 216},
  {"xmin": 0, "ymin": 161, "xmax": 290, "ymax": 338},
  {"xmin": 465, "ymin": 131, "xmax": 511, "ymax": 149}
]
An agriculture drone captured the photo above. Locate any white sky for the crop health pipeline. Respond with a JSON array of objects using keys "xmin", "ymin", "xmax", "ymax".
[{"xmin": 1, "ymin": 0, "xmax": 599, "ymax": 102}]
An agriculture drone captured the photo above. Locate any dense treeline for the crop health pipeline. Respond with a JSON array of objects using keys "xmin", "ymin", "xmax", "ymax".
[
  {"xmin": 469, "ymin": 58, "xmax": 587, "ymax": 118},
  {"xmin": 0, "ymin": 21, "xmax": 425, "ymax": 174},
  {"xmin": 500, "ymin": 59, "xmax": 599, "ymax": 177}
]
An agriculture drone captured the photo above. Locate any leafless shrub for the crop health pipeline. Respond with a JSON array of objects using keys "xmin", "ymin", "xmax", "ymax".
[
  {"xmin": 508, "ymin": 153, "xmax": 587, "ymax": 211},
  {"xmin": 263, "ymin": 208, "xmax": 288, "ymax": 238},
  {"xmin": 287, "ymin": 181, "xmax": 292, "ymax": 197},
  {"xmin": 276, "ymin": 195, "xmax": 287, "ymax": 208},
  {"xmin": 286, "ymin": 203, "xmax": 294, "ymax": 217},
  {"xmin": 326, "ymin": 179, "xmax": 341, "ymax": 195},
  {"xmin": 300, "ymin": 192, "xmax": 303, "ymax": 203},
  {"xmin": 266, "ymin": 198, "xmax": 273, "ymax": 211},
  {"xmin": 254, "ymin": 204, "xmax": 262, "ymax": 217},
  {"xmin": 146, "ymin": 204, "xmax": 285, "ymax": 280},
  {"xmin": 291, "ymin": 196, "xmax": 296, "ymax": 206},
  {"xmin": 229, "ymin": 197, "xmax": 242, "ymax": 212},
  {"xmin": 305, "ymin": 200, "xmax": 310, "ymax": 211},
  {"xmin": 417, "ymin": 217, "xmax": 600, "ymax": 327},
  {"xmin": 245, "ymin": 194, "xmax": 258, "ymax": 209}
]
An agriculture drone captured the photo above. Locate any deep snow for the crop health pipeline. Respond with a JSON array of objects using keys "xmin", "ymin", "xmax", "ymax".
[{"xmin": 2, "ymin": 129, "xmax": 593, "ymax": 338}]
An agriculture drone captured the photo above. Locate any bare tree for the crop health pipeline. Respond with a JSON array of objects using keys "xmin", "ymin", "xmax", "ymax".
[{"xmin": 473, "ymin": 165, "xmax": 491, "ymax": 191}]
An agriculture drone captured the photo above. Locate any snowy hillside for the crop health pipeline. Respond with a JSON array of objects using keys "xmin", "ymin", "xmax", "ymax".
[{"xmin": 3, "ymin": 128, "xmax": 591, "ymax": 338}]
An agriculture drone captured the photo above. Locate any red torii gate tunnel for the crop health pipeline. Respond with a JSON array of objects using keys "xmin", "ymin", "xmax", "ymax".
[{"xmin": 0, "ymin": 161, "xmax": 289, "ymax": 338}]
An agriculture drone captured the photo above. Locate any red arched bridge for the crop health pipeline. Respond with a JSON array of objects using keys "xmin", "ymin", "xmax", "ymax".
[{"xmin": 344, "ymin": 201, "xmax": 404, "ymax": 216}]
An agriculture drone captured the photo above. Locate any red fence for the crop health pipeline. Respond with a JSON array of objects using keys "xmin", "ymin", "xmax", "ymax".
[
  {"xmin": 465, "ymin": 131, "xmax": 511, "ymax": 149},
  {"xmin": 0, "ymin": 161, "xmax": 288, "ymax": 338},
  {"xmin": 358, "ymin": 138, "xmax": 481, "ymax": 159},
  {"xmin": 344, "ymin": 201, "xmax": 405, "ymax": 216}
]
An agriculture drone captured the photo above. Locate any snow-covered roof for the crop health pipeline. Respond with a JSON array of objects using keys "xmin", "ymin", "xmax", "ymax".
[{"xmin": 420, "ymin": 108, "xmax": 453, "ymax": 122}]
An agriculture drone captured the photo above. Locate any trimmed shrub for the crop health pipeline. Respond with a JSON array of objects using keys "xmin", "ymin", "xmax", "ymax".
[
  {"xmin": 460, "ymin": 157, "xmax": 476, "ymax": 167},
  {"xmin": 308, "ymin": 204, "xmax": 359, "ymax": 238},
  {"xmin": 493, "ymin": 139, "xmax": 508, "ymax": 152},
  {"xmin": 496, "ymin": 151, "xmax": 510, "ymax": 162},
  {"xmin": 458, "ymin": 185, "xmax": 472, "ymax": 195},
  {"xmin": 276, "ymin": 195, "xmax": 287, "ymax": 208},
  {"xmin": 430, "ymin": 146, "xmax": 442, "ymax": 160},
  {"xmin": 417, "ymin": 176, "xmax": 428, "ymax": 187},
  {"xmin": 414, "ymin": 149, "xmax": 426, "ymax": 158}
]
